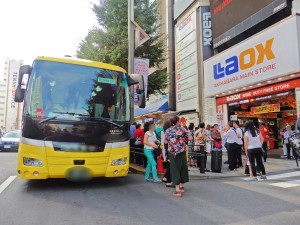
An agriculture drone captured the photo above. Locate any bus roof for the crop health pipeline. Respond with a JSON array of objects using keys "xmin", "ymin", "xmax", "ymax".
[{"xmin": 35, "ymin": 56, "xmax": 127, "ymax": 73}]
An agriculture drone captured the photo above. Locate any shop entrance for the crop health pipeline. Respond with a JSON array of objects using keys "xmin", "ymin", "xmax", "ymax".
[{"xmin": 228, "ymin": 90, "xmax": 297, "ymax": 149}]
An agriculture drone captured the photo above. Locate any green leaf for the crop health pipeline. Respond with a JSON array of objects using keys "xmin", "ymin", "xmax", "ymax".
[{"xmin": 77, "ymin": 0, "xmax": 166, "ymax": 96}]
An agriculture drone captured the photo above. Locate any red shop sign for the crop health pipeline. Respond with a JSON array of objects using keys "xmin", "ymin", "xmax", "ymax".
[{"xmin": 216, "ymin": 78, "xmax": 300, "ymax": 105}]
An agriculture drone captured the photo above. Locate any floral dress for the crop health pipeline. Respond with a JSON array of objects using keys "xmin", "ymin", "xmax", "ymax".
[
  {"xmin": 188, "ymin": 129, "xmax": 195, "ymax": 159},
  {"xmin": 165, "ymin": 125, "xmax": 188, "ymax": 156}
]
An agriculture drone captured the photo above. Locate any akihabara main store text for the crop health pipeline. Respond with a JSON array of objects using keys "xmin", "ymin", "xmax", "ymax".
[{"xmin": 204, "ymin": 15, "xmax": 300, "ymax": 149}]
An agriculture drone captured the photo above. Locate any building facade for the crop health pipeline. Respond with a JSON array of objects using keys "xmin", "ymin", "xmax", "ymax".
[
  {"xmin": 0, "ymin": 59, "xmax": 23, "ymax": 132},
  {"xmin": 172, "ymin": 0, "xmax": 212, "ymax": 126},
  {"xmin": 203, "ymin": 0, "xmax": 300, "ymax": 149}
]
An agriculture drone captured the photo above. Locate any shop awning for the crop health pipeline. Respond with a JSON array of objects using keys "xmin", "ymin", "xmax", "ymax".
[{"xmin": 134, "ymin": 99, "xmax": 168, "ymax": 117}]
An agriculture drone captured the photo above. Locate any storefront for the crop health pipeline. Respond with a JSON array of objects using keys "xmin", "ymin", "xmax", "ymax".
[
  {"xmin": 216, "ymin": 79, "xmax": 300, "ymax": 148},
  {"xmin": 203, "ymin": 15, "xmax": 300, "ymax": 149}
]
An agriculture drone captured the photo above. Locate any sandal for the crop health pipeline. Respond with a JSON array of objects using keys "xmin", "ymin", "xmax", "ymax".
[
  {"xmin": 153, "ymin": 179, "xmax": 162, "ymax": 183},
  {"xmin": 173, "ymin": 191, "xmax": 182, "ymax": 197},
  {"xmin": 179, "ymin": 187, "xmax": 185, "ymax": 193},
  {"xmin": 162, "ymin": 179, "xmax": 167, "ymax": 183}
]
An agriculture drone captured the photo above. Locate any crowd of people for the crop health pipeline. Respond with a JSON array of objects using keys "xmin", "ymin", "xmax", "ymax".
[{"xmin": 129, "ymin": 117, "xmax": 300, "ymax": 196}]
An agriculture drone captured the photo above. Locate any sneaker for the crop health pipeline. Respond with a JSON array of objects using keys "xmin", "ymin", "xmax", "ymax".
[
  {"xmin": 153, "ymin": 178, "xmax": 162, "ymax": 183},
  {"xmin": 260, "ymin": 176, "xmax": 267, "ymax": 180},
  {"xmin": 246, "ymin": 177, "xmax": 258, "ymax": 182},
  {"xmin": 144, "ymin": 178, "xmax": 153, "ymax": 183}
]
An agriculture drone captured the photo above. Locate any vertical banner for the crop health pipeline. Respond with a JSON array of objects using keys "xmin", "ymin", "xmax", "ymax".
[
  {"xmin": 134, "ymin": 58, "xmax": 149, "ymax": 106},
  {"xmin": 295, "ymin": 88, "xmax": 300, "ymax": 120},
  {"xmin": 200, "ymin": 6, "xmax": 213, "ymax": 61},
  {"xmin": 175, "ymin": 12, "xmax": 198, "ymax": 111}
]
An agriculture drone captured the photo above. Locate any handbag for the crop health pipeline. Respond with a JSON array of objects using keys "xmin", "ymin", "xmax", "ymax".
[
  {"xmin": 215, "ymin": 141, "xmax": 222, "ymax": 149},
  {"xmin": 244, "ymin": 165, "xmax": 250, "ymax": 175},
  {"xmin": 153, "ymin": 146, "xmax": 162, "ymax": 157},
  {"xmin": 233, "ymin": 128, "xmax": 244, "ymax": 146},
  {"xmin": 135, "ymin": 137, "xmax": 141, "ymax": 145}
]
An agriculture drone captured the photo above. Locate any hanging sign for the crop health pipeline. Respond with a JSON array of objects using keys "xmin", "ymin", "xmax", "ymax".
[{"xmin": 251, "ymin": 104, "xmax": 280, "ymax": 114}]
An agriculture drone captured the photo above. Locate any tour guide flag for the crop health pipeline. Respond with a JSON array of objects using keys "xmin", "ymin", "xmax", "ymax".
[{"xmin": 133, "ymin": 21, "xmax": 150, "ymax": 48}]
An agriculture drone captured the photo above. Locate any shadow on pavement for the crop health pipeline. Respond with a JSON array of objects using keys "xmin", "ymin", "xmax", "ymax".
[{"xmin": 24, "ymin": 175, "xmax": 138, "ymax": 192}]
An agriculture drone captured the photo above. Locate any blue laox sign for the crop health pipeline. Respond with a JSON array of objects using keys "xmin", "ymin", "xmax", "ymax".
[{"xmin": 213, "ymin": 38, "xmax": 276, "ymax": 80}]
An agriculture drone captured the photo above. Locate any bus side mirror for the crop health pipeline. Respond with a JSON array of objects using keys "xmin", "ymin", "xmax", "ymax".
[
  {"xmin": 18, "ymin": 65, "xmax": 31, "ymax": 85},
  {"xmin": 15, "ymin": 85, "xmax": 25, "ymax": 102},
  {"xmin": 128, "ymin": 74, "xmax": 146, "ymax": 108}
]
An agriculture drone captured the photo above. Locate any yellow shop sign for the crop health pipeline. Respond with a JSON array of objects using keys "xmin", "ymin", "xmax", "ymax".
[{"xmin": 251, "ymin": 104, "xmax": 280, "ymax": 114}]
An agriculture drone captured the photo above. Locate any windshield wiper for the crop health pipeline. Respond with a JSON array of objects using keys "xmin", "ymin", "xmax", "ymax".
[
  {"xmin": 78, "ymin": 115, "xmax": 124, "ymax": 128},
  {"xmin": 38, "ymin": 112, "xmax": 88, "ymax": 125}
]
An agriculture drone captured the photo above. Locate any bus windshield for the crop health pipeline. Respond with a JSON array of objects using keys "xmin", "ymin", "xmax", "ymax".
[{"xmin": 25, "ymin": 60, "xmax": 130, "ymax": 121}]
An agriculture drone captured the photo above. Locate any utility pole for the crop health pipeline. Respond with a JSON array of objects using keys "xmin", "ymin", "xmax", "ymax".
[
  {"xmin": 128, "ymin": 0, "xmax": 135, "ymax": 123},
  {"xmin": 166, "ymin": 0, "xmax": 175, "ymax": 111}
]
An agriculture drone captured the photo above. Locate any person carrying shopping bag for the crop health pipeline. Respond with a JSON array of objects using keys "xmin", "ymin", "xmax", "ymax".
[{"xmin": 143, "ymin": 121, "xmax": 161, "ymax": 183}]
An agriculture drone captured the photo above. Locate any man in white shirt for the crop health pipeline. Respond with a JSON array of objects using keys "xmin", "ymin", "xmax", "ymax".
[
  {"xmin": 233, "ymin": 121, "xmax": 244, "ymax": 168},
  {"xmin": 223, "ymin": 122, "xmax": 238, "ymax": 171}
]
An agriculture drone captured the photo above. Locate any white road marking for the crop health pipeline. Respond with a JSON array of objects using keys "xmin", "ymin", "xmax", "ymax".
[
  {"xmin": 243, "ymin": 171, "xmax": 300, "ymax": 181},
  {"xmin": 0, "ymin": 176, "xmax": 16, "ymax": 194},
  {"xmin": 266, "ymin": 171, "xmax": 300, "ymax": 180},
  {"xmin": 270, "ymin": 180, "xmax": 300, "ymax": 188}
]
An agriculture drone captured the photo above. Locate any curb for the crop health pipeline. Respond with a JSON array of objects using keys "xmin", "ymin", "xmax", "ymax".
[
  {"xmin": 129, "ymin": 165, "xmax": 166, "ymax": 176},
  {"xmin": 129, "ymin": 165, "xmax": 146, "ymax": 176},
  {"xmin": 130, "ymin": 164, "xmax": 300, "ymax": 180},
  {"xmin": 129, "ymin": 164, "xmax": 242, "ymax": 180}
]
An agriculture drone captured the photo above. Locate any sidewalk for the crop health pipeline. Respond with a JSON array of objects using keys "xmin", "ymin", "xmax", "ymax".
[{"xmin": 129, "ymin": 154, "xmax": 300, "ymax": 180}]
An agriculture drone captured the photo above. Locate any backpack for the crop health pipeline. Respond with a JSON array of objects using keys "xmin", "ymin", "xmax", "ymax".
[{"xmin": 195, "ymin": 129, "xmax": 207, "ymax": 150}]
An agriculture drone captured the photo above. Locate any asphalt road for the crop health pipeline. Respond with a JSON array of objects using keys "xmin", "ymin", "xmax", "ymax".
[{"xmin": 1, "ymin": 153, "xmax": 300, "ymax": 225}]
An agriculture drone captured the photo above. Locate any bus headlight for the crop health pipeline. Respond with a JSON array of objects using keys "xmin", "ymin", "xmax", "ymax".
[
  {"xmin": 111, "ymin": 157, "xmax": 127, "ymax": 166},
  {"xmin": 23, "ymin": 157, "xmax": 43, "ymax": 167}
]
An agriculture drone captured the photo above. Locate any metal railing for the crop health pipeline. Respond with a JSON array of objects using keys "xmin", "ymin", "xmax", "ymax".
[{"xmin": 130, "ymin": 144, "xmax": 208, "ymax": 173}]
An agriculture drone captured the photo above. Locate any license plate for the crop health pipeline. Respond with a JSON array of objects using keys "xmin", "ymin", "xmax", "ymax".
[
  {"xmin": 67, "ymin": 168, "xmax": 91, "ymax": 182},
  {"xmin": 4, "ymin": 145, "xmax": 11, "ymax": 149}
]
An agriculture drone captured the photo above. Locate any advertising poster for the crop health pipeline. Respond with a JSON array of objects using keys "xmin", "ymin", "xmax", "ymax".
[{"xmin": 134, "ymin": 58, "xmax": 149, "ymax": 106}]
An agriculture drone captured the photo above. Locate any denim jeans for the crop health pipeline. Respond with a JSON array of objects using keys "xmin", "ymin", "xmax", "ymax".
[{"xmin": 144, "ymin": 148, "xmax": 158, "ymax": 180}]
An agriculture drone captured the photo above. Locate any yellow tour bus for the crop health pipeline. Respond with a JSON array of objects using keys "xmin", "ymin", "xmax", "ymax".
[{"xmin": 14, "ymin": 56, "xmax": 145, "ymax": 181}]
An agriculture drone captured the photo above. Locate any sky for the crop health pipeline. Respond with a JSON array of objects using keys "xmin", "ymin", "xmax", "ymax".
[{"xmin": 0, "ymin": 0, "xmax": 99, "ymax": 80}]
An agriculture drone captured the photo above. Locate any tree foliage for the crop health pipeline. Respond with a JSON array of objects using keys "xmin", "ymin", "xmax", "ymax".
[{"xmin": 77, "ymin": 0, "xmax": 167, "ymax": 96}]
